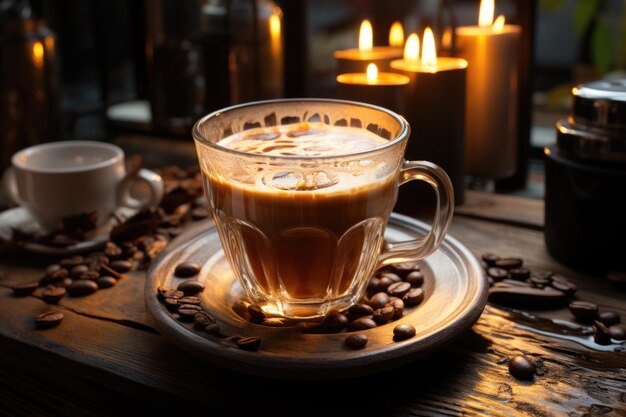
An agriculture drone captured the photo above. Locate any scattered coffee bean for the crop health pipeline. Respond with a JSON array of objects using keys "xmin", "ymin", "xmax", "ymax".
[
  {"xmin": 178, "ymin": 307, "xmax": 200, "ymax": 321},
  {"xmin": 204, "ymin": 323, "xmax": 225, "ymax": 336},
  {"xmin": 509, "ymin": 267, "xmax": 530, "ymax": 281},
  {"xmin": 379, "ymin": 272, "xmax": 402, "ymax": 283},
  {"xmin": 487, "ymin": 267, "xmax": 509, "ymax": 281},
  {"xmin": 163, "ymin": 289, "xmax": 184, "ymax": 300},
  {"xmin": 109, "ymin": 260, "xmax": 131, "ymax": 273},
  {"xmin": 376, "ymin": 276, "xmax": 394, "ymax": 292},
  {"xmin": 345, "ymin": 334, "xmax": 368, "ymax": 350},
  {"xmin": 568, "ymin": 301, "xmax": 598, "ymax": 323},
  {"xmin": 247, "ymin": 304, "xmax": 266, "ymax": 321},
  {"xmin": 177, "ymin": 296, "xmax": 201, "ymax": 306},
  {"xmin": 177, "ymin": 280, "xmax": 205, "ymax": 295},
  {"xmin": 45, "ymin": 264, "xmax": 63, "ymax": 276},
  {"xmin": 390, "ymin": 262, "xmax": 420, "ymax": 277},
  {"xmin": 79, "ymin": 270, "xmax": 100, "ymax": 281},
  {"xmin": 164, "ymin": 297, "xmax": 180, "ymax": 311},
  {"xmin": 387, "ymin": 281, "xmax": 411, "ymax": 297},
  {"xmin": 348, "ymin": 317, "xmax": 377, "ymax": 331},
  {"xmin": 97, "ymin": 276, "xmax": 117, "ymax": 288},
  {"xmin": 393, "ymin": 324, "xmax": 416, "ymax": 341},
  {"xmin": 11, "ymin": 282, "xmax": 39, "ymax": 296},
  {"xmin": 174, "ymin": 262, "xmax": 201, "ymax": 278},
  {"xmin": 373, "ymin": 306, "xmax": 395, "ymax": 324},
  {"xmin": 388, "ymin": 298, "xmax": 405, "ymax": 319},
  {"xmin": 321, "ymin": 311, "xmax": 348, "ymax": 332},
  {"xmin": 236, "ymin": 336, "xmax": 261, "ymax": 351},
  {"xmin": 35, "ymin": 311, "xmax": 64, "ymax": 329},
  {"xmin": 193, "ymin": 311, "xmax": 215, "ymax": 328},
  {"xmin": 369, "ymin": 292, "xmax": 390, "ymax": 310},
  {"xmin": 494, "ymin": 258, "xmax": 523, "ymax": 270},
  {"xmin": 367, "ymin": 278, "xmax": 380, "ymax": 294},
  {"xmin": 59, "ymin": 277, "xmax": 73, "ymax": 288},
  {"xmin": 550, "ymin": 280, "xmax": 577, "ymax": 296},
  {"xmin": 598, "ymin": 311, "xmax": 621, "ymax": 326},
  {"xmin": 608, "ymin": 324, "xmax": 626, "ymax": 340},
  {"xmin": 60, "ymin": 256, "xmax": 84, "ymax": 268},
  {"xmin": 70, "ymin": 265, "xmax": 89, "ymax": 279},
  {"xmin": 593, "ymin": 321, "xmax": 612, "ymax": 345},
  {"xmin": 403, "ymin": 288, "xmax": 424, "ymax": 306},
  {"xmin": 104, "ymin": 241, "xmax": 123, "ymax": 258},
  {"xmin": 348, "ymin": 303, "xmax": 374, "ymax": 318},
  {"xmin": 232, "ymin": 300, "xmax": 251, "ymax": 318},
  {"xmin": 529, "ymin": 276, "xmax": 551, "ymax": 288},
  {"xmin": 508, "ymin": 356, "xmax": 535, "ymax": 380},
  {"xmin": 488, "ymin": 287, "xmax": 567, "ymax": 308},
  {"xmin": 497, "ymin": 279, "xmax": 532, "ymax": 288},
  {"xmin": 42, "ymin": 286, "xmax": 66, "ymax": 304},
  {"xmin": 482, "ymin": 253, "xmax": 500, "ymax": 267},
  {"xmin": 67, "ymin": 280, "xmax": 98, "ymax": 297},
  {"xmin": 40, "ymin": 267, "xmax": 68, "ymax": 285},
  {"xmin": 406, "ymin": 271, "xmax": 424, "ymax": 287}
]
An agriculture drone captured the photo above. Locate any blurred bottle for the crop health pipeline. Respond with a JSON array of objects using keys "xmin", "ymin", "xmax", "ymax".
[{"xmin": 0, "ymin": 0, "xmax": 61, "ymax": 171}]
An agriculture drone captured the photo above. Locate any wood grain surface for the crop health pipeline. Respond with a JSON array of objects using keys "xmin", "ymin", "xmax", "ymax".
[{"xmin": 1, "ymin": 211, "xmax": 624, "ymax": 416}]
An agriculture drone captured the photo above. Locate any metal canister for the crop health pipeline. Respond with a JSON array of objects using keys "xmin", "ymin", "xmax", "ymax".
[{"xmin": 545, "ymin": 80, "xmax": 626, "ymax": 274}]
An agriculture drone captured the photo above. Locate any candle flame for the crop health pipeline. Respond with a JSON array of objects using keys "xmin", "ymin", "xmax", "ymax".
[
  {"xmin": 366, "ymin": 63, "xmax": 378, "ymax": 84},
  {"xmin": 389, "ymin": 21, "xmax": 404, "ymax": 47},
  {"xmin": 492, "ymin": 15, "xmax": 505, "ymax": 32},
  {"xmin": 32, "ymin": 41, "xmax": 44, "ymax": 68},
  {"xmin": 421, "ymin": 27, "xmax": 437, "ymax": 67},
  {"xmin": 441, "ymin": 27, "xmax": 453, "ymax": 49},
  {"xmin": 479, "ymin": 0, "xmax": 495, "ymax": 27},
  {"xmin": 359, "ymin": 20, "xmax": 373, "ymax": 52},
  {"xmin": 269, "ymin": 13, "xmax": 281, "ymax": 39},
  {"xmin": 403, "ymin": 33, "xmax": 420, "ymax": 63}
]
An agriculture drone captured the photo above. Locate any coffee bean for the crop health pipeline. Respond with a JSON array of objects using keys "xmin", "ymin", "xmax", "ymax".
[
  {"xmin": 406, "ymin": 271, "xmax": 424, "ymax": 287},
  {"xmin": 379, "ymin": 272, "xmax": 402, "ymax": 283},
  {"xmin": 67, "ymin": 280, "xmax": 98, "ymax": 296},
  {"xmin": 593, "ymin": 321, "xmax": 612, "ymax": 345},
  {"xmin": 204, "ymin": 323, "xmax": 225, "ymax": 337},
  {"xmin": 487, "ymin": 267, "xmax": 509, "ymax": 281},
  {"xmin": 236, "ymin": 336, "xmax": 261, "ymax": 351},
  {"xmin": 568, "ymin": 301, "xmax": 598, "ymax": 323},
  {"xmin": 509, "ymin": 267, "xmax": 530, "ymax": 281},
  {"xmin": 45, "ymin": 264, "xmax": 63, "ymax": 276},
  {"xmin": 247, "ymin": 304, "xmax": 266, "ymax": 321},
  {"xmin": 163, "ymin": 289, "xmax": 184, "ymax": 300},
  {"xmin": 232, "ymin": 300, "xmax": 251, "ymax": 318},
  {"xmin": 550, "ymin": 280, "xmax": 577, "ymax": 296},
  {"xmin": 70, "ymin": 265, "xmax": 89, "ymax": 279},
  {"xmin": 42, "ymin": 286, "xmax": 66, "ymax": 304},
  {"xmin": 488, "ymin": 287, "xmax": 567, "ymax": 308},
  {"xmin": 193, "ymin": 311, "xmax": 215, "ymax": 328},
  {"xmin": 60, "ymin": 256, "xmax": 84, "ymax": 268},
  {"xmin": 387, "ymin": 281, "xmax": 411, "ymax": 297},
  {"xmin": 348, "ymin": 317, "xmax": 377, "ymax": 331},
  {"xmin": 35, "ymin": 311, "xmax": 64, "ymax": 329},
  {"xmin": 79, "ymin": 270, "xmax": 100, "ymax": 281},
  {"xmin": 529, "ymin": 276, "xmax": 551, "ymax": 288},
  {"xmin": 403, "ymin": 288, "xmax": 424, "ymax": 306},
  {"xmin": 598, "ymin": 311, "xmax": 621, "ymax": 326},
  {"xmin": 367, "ymin": 278, "xmax": 380, "ymax": 294},
  {"xmin": 376, "ymin": 276, "xmax": 395, "ymax": 292},
  {"xmin": 109, "ymin": 260, "xmax": 131, "ymax": 273},
  {"xmin": 393, "ymin": 324, "xmax": 416, "ymax": 341},
  {"xmin": 99, "ymin": 263, "xmax": 122, "ymax": 280},
  {"xmin": 494, "ymin": 258, "xmax": 523, "ymax": 270},
  {"xmin": 178, "ymin": 296, "xmax": 201, "ymax": 305},
  {"xmin": 40, "ymin": 267, "xmax": 68, "ymax": 285},
  {"xmin": 348, "ymin": 303, "xmax": 374, "ymax": 318},
  {"xmin": 482, "ymin": 253, "xmax": 500, "ymax": 267},
  {"xmin": 608, "ymin": 324, "xmax": 626, "ymax": 340},
  {"xmin": 104, "ymin": 241, "xmax": 123, "ymax": 258},
  {"xmin": 373, "ymin": 306, "xmax": 395, "ymax": 324},
  {"xmin": 59, "ymin": 277, "xmax": 73, "ymax": 288},
  {"xmin": 177, "ymin": 280, "xmax": 205, "ymax": 295},
  {"xmin": 175, "ymin": 262, "xmax": 201, "ymax": 278},
  {"xmin": 369, "ymin": 292, "xmax": 390, "ymax": 309},
  {"xmin": 178, "ymin": 307, "xmax": 200, "ymax": 321},
  {"xmin": 508, "ymin": 356, "xmax": 535, "ymax": 380},
  {"xmin": 345, "ymin": 334, "xmax": 368, "ymax": 350},
  {"xmin": 97, "ymin": 276, "xmax": 117, "ymax": 289},
  {"xmin": 389, "ymin": 262, "xmax": 420, "ymax": 277},
  {"xmin": 495, "ymin": 279, "xmax": 532, "ymax": 288},
  {"xmin": 387, "ymin": 298, "xmax": 405, "ymax": 319},
  {"xmin": 11, "ymin": 282, "xmax": 39, "ymax": 296},
  {"xmin": 321, "ymin": 311, "xmax": 348, "ymax": 332},
  {"xmin": 164, "ymin": 297, "xmax": 180, "ymax": 311}
]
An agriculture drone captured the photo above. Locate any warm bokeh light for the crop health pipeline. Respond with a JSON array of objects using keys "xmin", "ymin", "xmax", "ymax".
[
  {"xmin": 366, "ymin": 63, "xmax": 378, "ymax": 84},
  {"xmin": 492, "ymin": 15, "xmax": 505, "ymax": 32},
  {"xmin": 441, "ymin": 27, "xmax": 453, "ymax": 49},
  {"xmin": 359, "ymin": 20, "xmax": 373, "ymax": 52},
  {"xmin": 479, "ymin": 0, "xmax": 495, "ymax": 27},
  {"xmin": 389, "ymin": 21, "xmax": 404, "ymax": 48},
  {"xmin": 421, "ymin": 28, "xmax": 437, "ymax": 67},
  {"xmin": 269, "ymin": 13, "xmax": 281, "ymax": 39},
  {"xmin": 32, "ymin": 41, "xmax": 44, "ymax": 68},
  {"xmin": 403, "ymin": 33, "xmax": 420, "ymax": 63},
  {"xmin": 544, "ymin": 147, "xmax": 551, "ymax": 156}
]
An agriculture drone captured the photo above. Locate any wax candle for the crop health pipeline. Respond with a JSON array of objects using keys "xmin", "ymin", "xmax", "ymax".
[
  {"xmin": 390, "ymin": 29, "xmax": 467, "ymax": 205},
  {"xmin": 455, "ymin": 0, "xmax": 521, "ymax": 179},
  {"xmin": 334, "ymin": 20, "xmax": 404, "ymax": 73}
]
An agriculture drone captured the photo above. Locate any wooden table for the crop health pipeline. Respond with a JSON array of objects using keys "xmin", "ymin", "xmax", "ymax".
[{"xmin": 1, "ymin": 190, "xmax": 624, "ymax": 417}]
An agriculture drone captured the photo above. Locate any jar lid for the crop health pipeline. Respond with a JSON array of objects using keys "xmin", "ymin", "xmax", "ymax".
[{"xmin": 572, "ymin": 79, "xmax": 626, "ymax": 130}]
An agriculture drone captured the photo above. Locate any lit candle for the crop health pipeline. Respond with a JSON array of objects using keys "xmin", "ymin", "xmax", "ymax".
[
  {"xmin": 336, "ymin": 63, "xmax": 409, "ymax": 113},
  {"xmin": 390, "ymin": 28, "xmax": 468, "ymax": 205},
  {"xmin": 266, "ymin": 6, "xmax": 283, "ymax": 97},
  {"xmin": 455, "ymin": 0, "xmax": 521, "ymax": 179},
  {"xmin": 334, "ymin": 20, "xmax": 404, "ymax": 73}
]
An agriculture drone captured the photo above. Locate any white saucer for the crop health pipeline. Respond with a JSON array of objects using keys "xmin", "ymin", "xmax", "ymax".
[{"xmin": 0, "ymin": 206, "xmax": 136, "ymax": 255}]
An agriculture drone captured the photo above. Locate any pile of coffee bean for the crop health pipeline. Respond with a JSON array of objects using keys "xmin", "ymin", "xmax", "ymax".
[
  {"xmin": 483, "ymin": 253, "xmax": 576, "ymax": 308},
  {"xmin": 568, "ymin": 301, "xmax": 625, "ymax": 344}
]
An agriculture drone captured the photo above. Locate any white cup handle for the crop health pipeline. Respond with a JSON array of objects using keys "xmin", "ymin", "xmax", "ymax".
[
  {"xmin": 117, "ymin": 168, "xmax": 164, "ymax": 210},
  {"xmin": 2, "ymin": 167, "xmax": 23, "ymax": 205}
]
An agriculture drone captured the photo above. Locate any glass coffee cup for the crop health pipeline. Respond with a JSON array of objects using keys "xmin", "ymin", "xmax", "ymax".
[{"xmin": 193, "ymin": 99, "xmax": 453, "ymax": 318}]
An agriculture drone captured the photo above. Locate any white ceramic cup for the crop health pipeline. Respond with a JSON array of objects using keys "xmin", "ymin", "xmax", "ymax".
[{"xmin": 4, "ymin": 141, "xmax": 164, "ymax": 232}]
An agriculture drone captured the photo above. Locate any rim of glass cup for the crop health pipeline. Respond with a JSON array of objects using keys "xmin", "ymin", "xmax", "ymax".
[
  {"xmin": 192, "ymin": 98, "xmax": 410, "ymax": 161},
  {"xmin": 11, "ymin": 140, "xmax": 124, "ymax": 174}
]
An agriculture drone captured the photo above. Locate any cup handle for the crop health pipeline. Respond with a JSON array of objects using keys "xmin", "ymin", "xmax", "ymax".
[
  {"xmin": 117, "ymin": 168, "xmax": 164, "ymax": 210},
  {"xmin": 377, "ymin": 160, "xmax": 454, "ymax": 267},
  {"xmin": 2, "ymin": 167, "xmax": 23, "ymax": 205}
]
